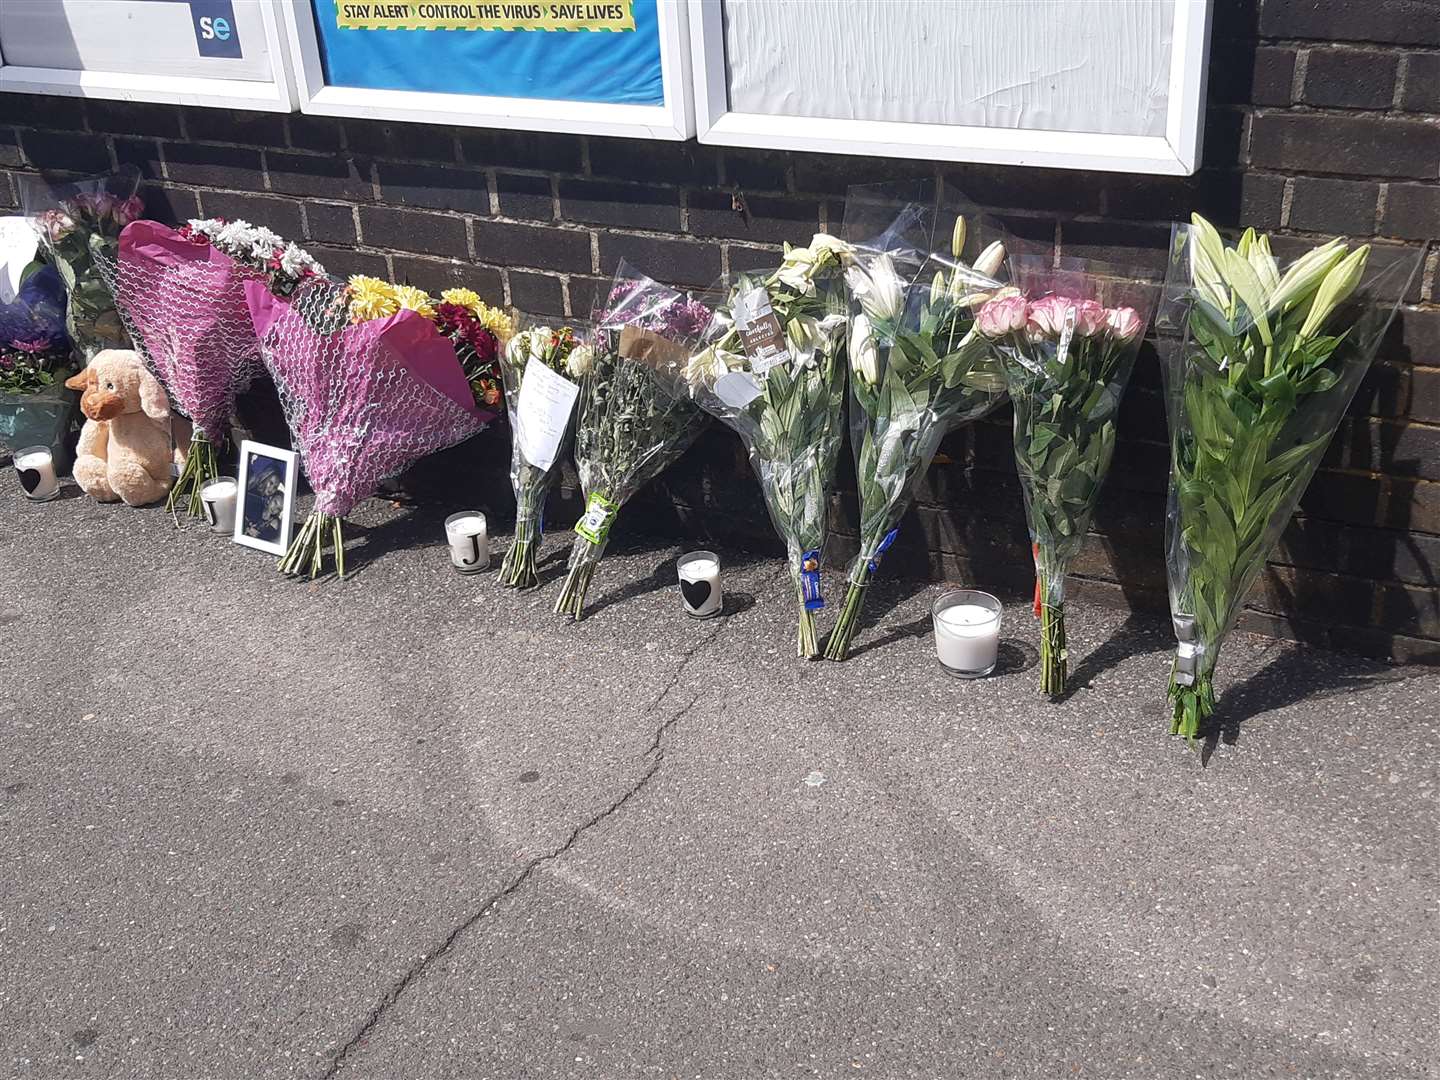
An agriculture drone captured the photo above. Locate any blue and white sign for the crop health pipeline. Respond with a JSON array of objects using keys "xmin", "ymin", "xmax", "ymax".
[{"xmin": 309, "ymin": 0, "xmax": 664, "ymax": 105}]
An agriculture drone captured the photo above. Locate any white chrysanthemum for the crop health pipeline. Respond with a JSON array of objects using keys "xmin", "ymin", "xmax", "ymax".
[{"xmin": 564, "ymin": 344, "xmax": 593, "ymax": 380}]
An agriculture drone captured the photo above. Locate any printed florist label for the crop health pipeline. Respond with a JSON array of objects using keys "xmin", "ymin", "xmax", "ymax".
[{"xmin": 336, "ymin": 1, "xmax": 636, "ymax": 30}]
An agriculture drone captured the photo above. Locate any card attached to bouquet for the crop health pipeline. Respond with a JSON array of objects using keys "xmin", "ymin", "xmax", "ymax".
[
  {"xmin": 617, "ymin": 324, "xmax": 689, "ymax": 371},
  {"xmin": 733, "ymin": 287, "xmax": 791, "ymax": 376},
  {"xmin": 575, "ymin": 492, "xmax": 620, "ymax": 545},
  {"xmin": 714, "ymin": 370, "xmax": 764, "ymax": 409},
  {"xmin": 515, "ymin": 360, "xmax": 580, "ymax": 472},
  {"xmin": 0, "ymin": 217, "xmax": 40, "ymax": 304}
]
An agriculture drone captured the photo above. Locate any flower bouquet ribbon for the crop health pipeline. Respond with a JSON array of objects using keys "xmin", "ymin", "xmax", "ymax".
[
  {"xmin": 245, "ymin": 277, "xmax": 495, "ymax": 578},
  {"xmin": 666, "ymin": 235, "xmax": 852, "ymax": 657},
  {"xmin": 978, "ymin": 258, "xmax": 1156, "ymax": 696},
  {"xmin": 98, "ymin": 219, "xmax": 324, "ymax": 516},
  {"xmin": 553, "ymin": 264, "xmax": 711, "ymax": 618},
  {"xmin": 497, "ymin": 318, "xmax": 589, "ymax": 588},
  {"xmin": 1160, "ymin": 216, "xmax": 1422, "ymax": 737},
  {"xmin": 22, "ymin": 168, "xmax": 142, "ymax": 364},
  {"xmin": 824, "ymin": 204, "xmax": 1010, "ymax": 660}
]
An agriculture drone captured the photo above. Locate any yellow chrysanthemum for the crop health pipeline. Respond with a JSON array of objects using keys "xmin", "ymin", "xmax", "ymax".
[
  {"xmin": 347, "ymin": 275, "xmax": 398, "ymax": 322},
  {"xmin": 391, "ymin": 285, "xmax": 436, "ymax": 319},
  {"xmin": 473, "ymin": 302, "xmax": 515, "ymax": 343},
  {"xmin": 440, "ymin": 287, "xmax": 483, "ymax": 310}
]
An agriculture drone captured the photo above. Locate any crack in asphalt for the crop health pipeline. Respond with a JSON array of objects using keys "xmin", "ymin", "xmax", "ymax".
[{"xmin": 318, "ymin": 605, "xmax": 737, "ymax": 1078}]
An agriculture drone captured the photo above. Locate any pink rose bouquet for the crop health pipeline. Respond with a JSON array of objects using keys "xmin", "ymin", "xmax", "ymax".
[{"xmin": 978, "ymin": 262, "xmax": 1156, "ymax": 696}]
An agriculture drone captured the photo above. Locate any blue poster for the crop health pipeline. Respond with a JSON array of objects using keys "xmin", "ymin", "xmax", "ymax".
[{"xmin": 311, "ymin": 0, "xmax": 664, "ymax": 106}]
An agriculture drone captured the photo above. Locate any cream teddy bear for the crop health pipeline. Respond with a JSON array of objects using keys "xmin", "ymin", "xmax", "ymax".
[{"xmin": 64, "ymin": 349, "xmax": 179, "ymax": 506}]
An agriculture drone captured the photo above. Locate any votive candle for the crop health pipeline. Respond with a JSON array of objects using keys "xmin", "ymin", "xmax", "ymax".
[
  {"xmin": 932, "ymin": 589, "xmax": 1002, "ymax": 678},
  {"xmin": 677, "ymin": 550, "xmax": 723, "ymax": 618},
  {"xmin": 445, "ymin": 511, "xmax": 489, "ymax": 573},
  {"xmin": 200, "ymin": 476, "xmax": 238, "ymax": 534},
  {"xmin": 14, "ymin": 445, "xmax": 59, "ymax": 502}
]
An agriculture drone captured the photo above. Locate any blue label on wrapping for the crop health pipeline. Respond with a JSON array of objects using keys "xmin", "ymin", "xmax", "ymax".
[
  {"xmin": 537, "ymin": 506, "xmax": 544, "ymax": 541},
  {"xmin": 801, "ymin": 549, "xmax": 824, "ymax": 611},
  {"xmin": 868, "ymin": 528, "xmax": 899, "ymax": 572}
]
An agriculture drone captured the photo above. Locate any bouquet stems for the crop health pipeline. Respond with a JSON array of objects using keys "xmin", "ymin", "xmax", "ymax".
[
  {"xmin": 279, "ymin": 511, "xmax": 346, "ymax": 579},
  {"xmin": 554, "ymin": 548, "xmax": 599, "ymax": 619},
  {"xmin": 167, "ymin": 429, "xmax": 219, "ymax": 519},
  {"xmin": 498, "ymin": 487, "xmax": 547, "ymax": 589},
  {"xmin": 1038, "ymin": 589, "xmax": 1067, "ymax": 696},
  {"xmin": 1168, "ymin": 668, "xmax": 1217, "ymax": 740},
  {"xmin": 796, "ymin": 580, "xmax": 820, "ymax": 659},
  {"xmin": 822, "ymin": 564, "xmax": 873, "ymax": 661}
]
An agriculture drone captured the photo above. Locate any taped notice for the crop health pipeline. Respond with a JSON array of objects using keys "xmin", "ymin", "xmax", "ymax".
[
  {"xmin": 335, "ymin": 1, "xmax": 636, "ymax": 31},
  {"xmin": 515, "ymin": 361, "xmax": 580, "ymax": 472},
  {"xmin": 732, "ymin": 287, "xmax": 790, "ymax": 376}
]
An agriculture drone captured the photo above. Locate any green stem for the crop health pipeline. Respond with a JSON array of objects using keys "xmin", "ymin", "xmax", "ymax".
[
  {"xmin": 822, "ymin": 564, "xmax": 872, "ymax": 662},
  {"xmin": 166, "ymin": 430, "xmax": 220, "ymax": 520},
  {"xmin": 277, "ymin": 511, "xmax": 345, "ymax": 580},
  {"xmin": 554, "ymin": 552, "xmax": 597, "ymax": 620},
  {"xmin": 1168, "ymin": 666, "xmax": 1217, "ymax": 740},
  {"xmin": 1038, "ymin": 594, "xmax": 1067, "ymax": 696}
]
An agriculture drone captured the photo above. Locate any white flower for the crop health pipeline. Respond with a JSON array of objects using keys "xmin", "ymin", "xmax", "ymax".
[
  {"xmin": 216, "ymin": 219, "xmax": 254, "ymax": 249},
  {"xmin": 527, "ymin": 328, "xmax": 552, "ymax": 366},
  {"xmin": 564, "ymin": 344, "xmax": 593, "ymax": 380},
  {"xmin": 774, "ymin": 263, "xmax": 816, "ymax": 296},
  {"xmin": 806, "ymin": 232, "xmax": 855, "ymax": 265},
  {"xmin": 845, "ymin": 254, "xmax": 904, "ymax": 323},
  {"xmin": 849, "ymin": 313, "xmax": 879, "ymax": 387},
  {"xmin": 684, "ymin": 346, "xmax": 730, "ymax": 390},
  {"xmin": 972, "ymin": 241, "xmax": 1006, "ymax": 280}
]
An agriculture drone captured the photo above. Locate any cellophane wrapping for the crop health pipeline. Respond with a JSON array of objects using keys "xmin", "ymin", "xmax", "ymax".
[
  {"xmin": 659, "ymin": 237, "xmax": 851, "ymax": 657},
  {"xmin": 1159, "ymin": 218, "xmax": 1422, "ymax": 736},
  {"xmin": 825, "ymin": 182, "xmax": 1011, "ymax": 660},
  {"xmin": 21, "ymin": 168, "xmax": 141, "ymax": 364},
  {"xmin": 554, "ymin": 263, "xmax": 711, "ymax": 618},
  {"xmin": 497, "ymin": 316, "xmax": 589, "ymax": 588},
  {"xmin": 979, "ymin": 257, "xmax": 1157, "ymax": 695},
  {"xmin": 244, "ymin": 276, "xmax": 494, "ymax": 577}
]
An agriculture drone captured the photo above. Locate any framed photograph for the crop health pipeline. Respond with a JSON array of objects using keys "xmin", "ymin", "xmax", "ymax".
[
  {"xmin": 688, "ymin": 0, "xmax": 1211, "ymax": 175},
  {"xmin": 0, "ymin": 0, "xmax": 298, "ymax": 112},
  {"xmin": 281, "ymin": 0, "xmax": 694, "ymax": 140},
  {"xmin": 233, "ymin": 440, "xmax": 297, "ymax": 556}
]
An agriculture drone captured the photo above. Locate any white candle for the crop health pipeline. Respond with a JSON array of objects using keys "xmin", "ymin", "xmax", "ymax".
[
  {"xmin": 445, "ymin": 511, "xmax": 489, "ymax": 573},
  {"xmin": 677, "ymin": 550, "xmax": 723, "ymax": 618},
  {"xmin": 14, "ymin": 445, "xmax": 59, "ymax": 502},
  {"xmin": 200, "ymin": 476, "xmax": 238, "ymax": 534},
  {"xmin": 933, "ymin": 590, "xmax": 1002, "ymax": 677}
]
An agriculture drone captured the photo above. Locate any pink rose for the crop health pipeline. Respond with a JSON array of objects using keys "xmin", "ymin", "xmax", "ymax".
[
  {"xmin": 1025, "ymin": 295, "xmax": 1071, "ymax": 339},
  {"xmin": 1073, "ymin": 299, "xmax": 1107, "ymax": 337},
  {"xmin": 1106, "ymin": 306, "xmax": 1145, "ymax": 341},
  {"xmin": 977, "ymin": 294, "xmax": 1028, "ymax": 337}
]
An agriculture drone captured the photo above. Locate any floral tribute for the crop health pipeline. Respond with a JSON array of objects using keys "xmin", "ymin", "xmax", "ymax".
[
  {"xmin": 0, "ymin": 264, "xmax": 70, "ymax": 395},
  {"xmin": 977, "ymin": 264, "xmax": 1155, "ymax": 697}
]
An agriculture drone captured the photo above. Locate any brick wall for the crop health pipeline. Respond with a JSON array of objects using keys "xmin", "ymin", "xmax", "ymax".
[{"xmin": 2, "ymin": 0, "xmax": 1437, "ymax": 662}]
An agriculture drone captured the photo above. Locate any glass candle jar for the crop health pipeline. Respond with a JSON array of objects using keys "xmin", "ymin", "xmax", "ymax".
[{"xmin": 932, "ymin": 589, "xmax": 1002, "ymax": 678}]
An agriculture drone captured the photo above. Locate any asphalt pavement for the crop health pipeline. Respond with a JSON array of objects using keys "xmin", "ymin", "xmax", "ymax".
[{"xmin": 2, "ymin": 481, "xmax": 1437, "ymax": 1079}]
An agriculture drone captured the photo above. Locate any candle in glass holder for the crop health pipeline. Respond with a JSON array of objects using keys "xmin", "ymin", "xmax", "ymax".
[
  {"xmin": 677, "ymin": 550, "xmax": 723, "ymax": 618},
  {"xmin": 932, "ymin": 589, "xmax": 1002, "ymax": 678},
  {"xmin": 14, "ymin": 445, "xmax": 59, "ymax": 502},
  {"xmin": 445, "ymin": 511, "xmax": 489, "ymax": 573},
  {"xmin": 200, "ymin": 476, "xmax": 238, "ymax": 534}
]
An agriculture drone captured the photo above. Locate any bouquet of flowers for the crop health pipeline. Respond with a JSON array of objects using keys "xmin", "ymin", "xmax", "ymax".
[
  {"xmin": 976, "ymin": 260, "xmax": 1154, "ymax": 696},
  {"xmin": 1160, "ymin": 216, "xmax": 1421, "ymax": 737},
  {"xmin": 554, "ymin": 265, "xmax": 711, "ymax": 619},
  {"xmin": 674, "ymin": 235, "xmax": 852, "ymax": 657},
  {"xmin": 96, "ymin": 218, "xmax": 327, "ymax": 516},
  {"xmin": 22, "ymin": 169, "xmax": 143, "ymax": 364},
  {"xmin": 497, "ymin": 319, "xmax": 589, "ymax": 588},
  {"xmin": 245, "ymin": 275, "xmax": 497, "ymax": 578},
  {"xmin": 824, "ymin": 211, "xmax": 1010, "ymax": 660},
  {"xmin": 346, "ymin": 277, "xmax": 509, "ymax": 411},
  {"xmin": 1, "ymin": 263, "xmax": 70, "ymax": 394}
]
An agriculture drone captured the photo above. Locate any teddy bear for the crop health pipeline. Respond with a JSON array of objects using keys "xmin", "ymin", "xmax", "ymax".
[{"xmin": 64, "ymin": 349, "xmax": 180, "ymax": 506}]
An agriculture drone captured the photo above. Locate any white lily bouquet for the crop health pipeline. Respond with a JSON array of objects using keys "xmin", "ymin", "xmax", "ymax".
[
  {"xmin": 1159, "ymin": 216, "xmax": 1421, "ymax": 737},
  {"xmin": 497, "ymin": 319, "xmax": 590, "ymax": 588},
  {"xmin": 825, "ymin": 210, "xmax": 1010, "ymax": 660},
  {"xmin": 660, "ymin": 235, "xmax": 852, "ymax": 657}
]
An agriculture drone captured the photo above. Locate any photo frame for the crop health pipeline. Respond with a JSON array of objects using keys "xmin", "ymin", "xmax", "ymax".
[{"xmin": 233, "ymin": 440, "xmax": 297, "ymax": 556}]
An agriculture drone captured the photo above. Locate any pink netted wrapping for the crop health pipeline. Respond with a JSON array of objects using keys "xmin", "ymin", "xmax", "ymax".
[
  {"xmin": 244, "ymin": 278, "xmax": 494, "ymax": 517},
  {"xmin": 98, "ymin": 220, "xmax": 267, "ymax": 443}
]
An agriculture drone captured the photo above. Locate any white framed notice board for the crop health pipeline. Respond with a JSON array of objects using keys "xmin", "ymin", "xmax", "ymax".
[
  {"xmin": 0, "ymin": 0, "xmax": 297, "ymax": 112},
  {"xmin": 281, "ymin": 0, "xmax": 696, "ymax": 140},
  {"xmin": 688, "ymin": 0, "xmax": 1213, "ymax": 175}
]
